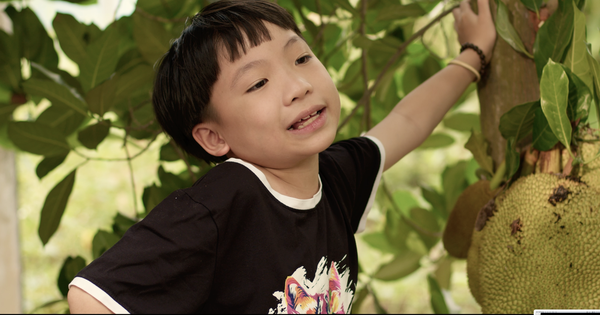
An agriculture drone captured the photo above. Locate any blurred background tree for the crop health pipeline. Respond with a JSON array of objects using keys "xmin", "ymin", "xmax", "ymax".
[{"xmin": 0, "ymin": 0, "xmax": 599, "ymax": 313}]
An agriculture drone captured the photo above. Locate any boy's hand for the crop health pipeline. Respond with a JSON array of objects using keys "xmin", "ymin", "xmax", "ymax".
[{"xmin": 453, "ymin": 0, "xmax": 496, "ymax": 63}]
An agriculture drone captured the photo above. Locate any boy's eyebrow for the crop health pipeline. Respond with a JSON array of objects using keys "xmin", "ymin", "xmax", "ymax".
[
  {"xmin": 230, "ymin": 35, "xmax": 303, "ymax": 89},
  {"xmin": 231, "ymin": 59, "xmax": 267, "ymax": 89},
  {"xmin": 283, "ymin": 35, "xmax": 301, "ymax": 50}
]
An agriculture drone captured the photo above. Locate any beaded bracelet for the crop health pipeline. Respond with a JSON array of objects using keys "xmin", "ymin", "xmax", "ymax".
[{"xmin": 460, "ymin": 42, "xmax": 487, "ymax": 79}]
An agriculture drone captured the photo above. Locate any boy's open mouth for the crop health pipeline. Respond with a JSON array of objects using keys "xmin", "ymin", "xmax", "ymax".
[{"xmin": 288, "ymin": 109, "xmax": 323, "ymax": 130}]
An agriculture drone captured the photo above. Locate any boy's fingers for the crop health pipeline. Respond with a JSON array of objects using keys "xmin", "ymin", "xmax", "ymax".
[
  {"xmin": 459, "ymin": 0, "xmax": 473, "ymax": 14},
  {"xmin": 452, "ymin": 7, "xmax": 461, "ymax": 21},
  {"xmin": 477, "ymin": 0, "xmax": 492, "ymax": 18}
]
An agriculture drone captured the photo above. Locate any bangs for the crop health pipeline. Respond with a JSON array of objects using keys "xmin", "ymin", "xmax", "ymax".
[
  {"xmin": 191, "ymin": 0, "xmax": 302, "ymax": 62},
  {"xmin": 213, "ymin": 16, "xmax": 274, "ymax": 62}
]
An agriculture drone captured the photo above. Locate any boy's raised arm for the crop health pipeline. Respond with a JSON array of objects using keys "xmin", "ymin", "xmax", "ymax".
[
  {"xmin": 365, "ymin": 0, "xmax": 496, "ymax": 171},
  {"xmin": 68, "ymin": 286, "xmax": 114, "ymax": 314}
]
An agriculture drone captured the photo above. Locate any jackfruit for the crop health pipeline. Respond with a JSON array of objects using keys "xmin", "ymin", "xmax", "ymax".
[
  {"xmin": 466, "ymin": 172, "xmax": 600, "ymax": 313},
  {"xmin": 443, "ymin": 180, "xmax": 497, "ymax": 258}
]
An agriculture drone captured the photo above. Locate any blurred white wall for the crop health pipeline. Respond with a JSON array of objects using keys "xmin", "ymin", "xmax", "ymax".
[
  {"xmin": 0, "ymin": 146, "xmax": 21, "ymax": 313},
  {"xmin": 0, "ymin": 4, "xmax": 21, "ymax": 313}
]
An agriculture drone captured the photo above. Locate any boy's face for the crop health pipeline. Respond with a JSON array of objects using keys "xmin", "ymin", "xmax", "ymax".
[{"xmin": 207, "ymin": 22, "xmax": 341, "ymax": 168}]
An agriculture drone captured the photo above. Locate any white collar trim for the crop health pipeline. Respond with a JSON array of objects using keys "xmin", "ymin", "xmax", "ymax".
[{"xmin": 225, "ymin": 158, "xmax": 322, "ymax": 210}]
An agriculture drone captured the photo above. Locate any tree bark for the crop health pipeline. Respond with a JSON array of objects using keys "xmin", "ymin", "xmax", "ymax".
[
  {"xmin": 0, "ymin": 147, "xmax": 22, "ymax": 313},
  {"xmin": 477, "ymin": 0, "xmax": 540, "ymax": 169}
]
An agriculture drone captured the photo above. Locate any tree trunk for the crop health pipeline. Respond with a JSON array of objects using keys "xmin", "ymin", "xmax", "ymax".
[
  {"xmin": 478, "ymin": 0, "xmax": 540, "ymax": 168},
  {"xmin": 0, "ymin": 147, "xmax": 22, "ymax": 313}
]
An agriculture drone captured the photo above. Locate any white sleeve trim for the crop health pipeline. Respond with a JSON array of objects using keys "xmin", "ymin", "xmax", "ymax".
[
  {"xmin": 356, "ymin": 135, "xmax": 386, "ymax": 234},
  {"xmin": 69, "ymin": 277, "xmax": 129, "ymax": 314}
]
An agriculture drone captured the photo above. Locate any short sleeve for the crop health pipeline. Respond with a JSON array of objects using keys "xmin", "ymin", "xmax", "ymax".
[
  {"xmin": 319, "ymin": 136, "xmax": 385, "ymax": 233},
  {"xmin": 70, "ymin": 189, "xmax": 218, "ymax": 313}
]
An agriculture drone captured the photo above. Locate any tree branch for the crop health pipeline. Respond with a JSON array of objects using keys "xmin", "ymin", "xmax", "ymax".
[{"xmin": 337, "ymin": 4, "xmax": 459, "ymax": 132}]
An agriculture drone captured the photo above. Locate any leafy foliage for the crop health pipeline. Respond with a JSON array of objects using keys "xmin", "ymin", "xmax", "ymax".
[{"xmin": 3, "ymin": 0, "xmax": 600, "ymax": 313}]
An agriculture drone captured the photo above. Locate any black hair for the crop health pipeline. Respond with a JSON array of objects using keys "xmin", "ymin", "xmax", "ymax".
[{"xmin": 152, "ymin": 0, "xmax": 303, "ymax": 164}]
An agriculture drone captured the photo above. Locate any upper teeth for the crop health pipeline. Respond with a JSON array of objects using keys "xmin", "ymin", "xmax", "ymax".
[
  {"xmin": 289, "ymin": 110, "xmax": 321, "ymax": 130},
  {"xmin": 297, "ymin": 111, "xmax": 319, "ymax": 123}
]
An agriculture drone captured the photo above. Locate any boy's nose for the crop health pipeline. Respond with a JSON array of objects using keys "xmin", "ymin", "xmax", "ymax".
[{"xmin": 284, "ymin": 72, "xmax": 313, "ymax": 105}]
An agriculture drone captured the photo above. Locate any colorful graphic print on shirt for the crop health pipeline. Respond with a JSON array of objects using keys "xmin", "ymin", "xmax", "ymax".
[{"xmin": 269, "ymin": 256, "xmax": 354, "ymax": 314}]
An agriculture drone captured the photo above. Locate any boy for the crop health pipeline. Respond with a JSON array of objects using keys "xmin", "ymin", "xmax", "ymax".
[{"xmin": 68, "ymin": 0, "xmax": 495, "ymax": 313}]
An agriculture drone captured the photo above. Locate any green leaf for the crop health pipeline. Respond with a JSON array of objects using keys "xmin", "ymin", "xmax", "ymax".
[
  {"xmin": 350, "ymin": 287, "xmax": 368, "ymax": 315},
  {"xmin": 383, "ymin": 209, "xmax": 411, "ymax": 252},
  {"xmin": 540, "ymin": 59, "xmax": 572, "ymax": 150},
  {"xmin": 499, "ymin": 100, "xmax": 539, "ymax": 142},
  {"xmin": 136, "ymin": 0, "xmax": 192, "ymax": 19},
  {"xmin": 133, "ymin": 12, "xmax": 172, "ymax": 65},
  {"xmin": 532, "ymin": 106, "xmax": 559, "ymax": 150},
  {"xmin": 420, "ymin": 186, "xmax": 446, "ymax": 219},
  {"xmin": 142, "ymin": 183, "xmax": 170, "ymax": 214},
  {"xmin": 36, "ymin": 105, "xmax": 86, "ymax": 136},
  {"xmin": 505, "ymin": 137, "xmax": 520, "ymax": 179},
  {"xmin": 427, "ymin": 274, "xmax": 450, "ymax": 314},
  {"xmin": 337, "ymin": 58, "xmax": 363, "ymax": 101},
  {"xmin": 443, "ymin": 112, "xmax": 481, "ymax": 132},
  {"xmin": 159, "ymin": 142, "xmax": 180, "ymax": 161},
  {"xmin": 114, "ymin": 64, "xmax": 154, "ymax": 104},
  {"xmin": 77, "ymin": 121, "xmax": 111, "ymax": 150},
  {"xmin": 464, "ymin": 129, "xmax": 494, "ymax": 176},
  {"xmin": 36, "ymin": 153, "xmax": 68, "ymax": 179},
  {"xmin": 53, "ymin": 13, "xmax": 89, "ymax": 65},
  {"xmin": 563, "ymin": 1, "xmax": 593, "ymax": 92},
  {"xmin": 363, "ymin": 230, "xmax": 404, "ymax": 255},
  {"xmin": 79, "ymin": 24, "xmax": 121, "ymax": 92},
  {"xmin": 562, "ymin": 66, "xmax": 591, "ymax": 122},
  {"xmin": 332, "ymin": 0, "xmax": 358, "ymax": 16},
  {"xmin": 158, "ymin": 165, "xmax": 189, "ymax": 193},
  {"xmin": 587, "ymin": 50, "xmax": 600, "ymax": 103},
  {"xmin": 8, "ymin": 7, "xmax": 58, "ymax": 69},
  {"xmin": 402, "ymin": 56, "xmax": 441, "ymax": 95},
  {"xmin": 39, "ymin": 169, "xmax": 77, "ymax": 245},
  {"xmin": 533, "ymin": 0, "xmax": 574, "ymax": 78},
  {"xmin": 495, "ymin": 0, "xmax": 533, "ymax": 58},
  {"xmin": 372, "ymin": 250, "xmax": 422, "ymax": 281},
  {"xmin": 57, "ymin": 256, "xmax": 86, "ymax": 297},
  {"xmin": 409, "ymin": 207, "xmax": 440, "ymax": 250},
  {"xmin": 375, "ymin": 3, "xmax": 426, "ymax": 21},
  {"xmin": 0, "ymin": 102, "xmax": 19, "ymax": 124},
  {"xmin": 22, "ymin": 79, "xmax": 87, "ymax": 116},
  {"xmin": 520, "ymin": 0, "xmax": 543, "ymax": 14},
  {"xmin": 392, "ymin": 190, "xmax": 419, "ymax": 217},
  {"xmin": 442, "ymin": 161, "xmax": 469, "ymax": 214},
  {"xmin": 0, "ymin": 30, "xmax": 22, "ymax": 91},
  {"xmin": 54, "ymin": 0, "xmax": 98, "ymax": 4},
  {"xmin": 112, "ymin": 212, "xmax": 137, "ymax": 237},
  {"xmin": 418, "ymin": 133, "xmax": 454, "ymax": 149},
  {"xmin": 433, "ymin": 256, "xmax": 453, "ymax": 290},
  {"xmin": 8, "ymin": 121, "xmax": 70, "ymax": 156},
  {"xmin": 85, "ymin": 74, "xmax": 118, "ymax": 116},
  {"xmin": 92, "ymin": 230, "xmax": 121, "ymax": 259}
]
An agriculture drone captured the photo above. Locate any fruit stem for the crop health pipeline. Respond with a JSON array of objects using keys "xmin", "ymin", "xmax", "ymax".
[{"xmin": 490, "ymin": 160, "xmax": 506, "ymax": 190}]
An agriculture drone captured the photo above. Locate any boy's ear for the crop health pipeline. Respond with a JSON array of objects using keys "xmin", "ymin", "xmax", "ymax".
[{"xmin": 192, "ymin": 123, "xmax": 230, "ymax": 157}]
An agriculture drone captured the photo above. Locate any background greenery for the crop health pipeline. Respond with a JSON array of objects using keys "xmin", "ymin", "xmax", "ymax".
[{"xmin": 2, "ymin": 0, "xmax": 600, "ymax": 313}]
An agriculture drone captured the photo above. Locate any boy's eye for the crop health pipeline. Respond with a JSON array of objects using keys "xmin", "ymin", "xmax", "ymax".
[
  {"xmin": 247, "ymin": 79, "xmax": 268, "ymax": 92},
  {"xmin": 295, "ymin": 55, "xmax": 312, "ymax": 65}
]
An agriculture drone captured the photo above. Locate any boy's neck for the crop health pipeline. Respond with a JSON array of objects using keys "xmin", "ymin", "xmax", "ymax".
[{"xmin": 251, "ymin": 154, "xmax": 320, "ymax": 199}]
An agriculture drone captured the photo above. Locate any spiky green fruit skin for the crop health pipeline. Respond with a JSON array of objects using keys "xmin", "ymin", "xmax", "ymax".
[{"xmin": 467, "ymin": 173, "xmax": 600, "ymax": 313}]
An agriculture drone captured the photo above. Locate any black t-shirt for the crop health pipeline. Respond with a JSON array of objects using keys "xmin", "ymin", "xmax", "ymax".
[{"xmin": 70, "ymin": 136, "xmax": 384, "ymax": 314}]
